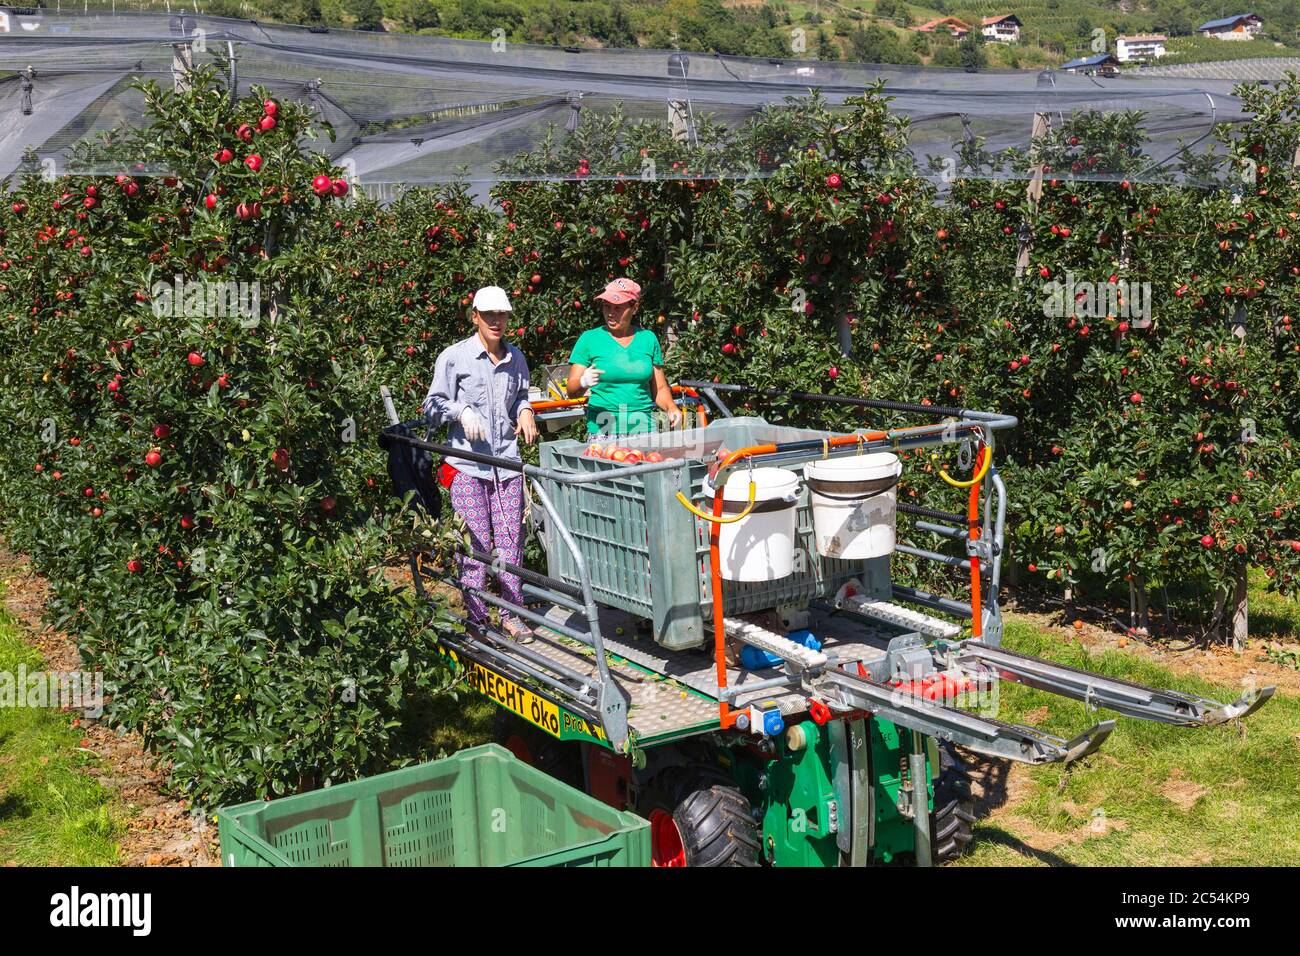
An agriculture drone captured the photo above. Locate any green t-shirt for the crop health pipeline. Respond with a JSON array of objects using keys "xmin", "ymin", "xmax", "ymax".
[{"xmin": 568, "ymin": 327, "xmax": 665, "ymax": 435}]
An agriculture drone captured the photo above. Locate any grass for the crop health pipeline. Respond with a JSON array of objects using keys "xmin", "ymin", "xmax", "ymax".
[
  {"xmin": 421, "ymin": 690, "xmax": 497, "ymax": 757},
  {"xmin": 1245, "ymin": 566, "xmax": 1300, "ymax": 643},
  {"xmin": 0, "ymin": 594, "xmax": 122, "ymax": 866},
  {"xmin": 958, "ymin": 615, "xmax": 1300, "ymax": 866}
]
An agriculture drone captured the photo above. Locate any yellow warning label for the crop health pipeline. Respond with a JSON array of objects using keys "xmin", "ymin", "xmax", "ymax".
[{"xmin": 464, "ymin": 660, "xmax": 562, "ymax": 737}]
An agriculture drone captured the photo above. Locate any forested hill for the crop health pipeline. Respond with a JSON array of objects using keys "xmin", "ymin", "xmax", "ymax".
[{"xmin": 63, "ymin": 1, "xmax": 1300, "ymax": 69}]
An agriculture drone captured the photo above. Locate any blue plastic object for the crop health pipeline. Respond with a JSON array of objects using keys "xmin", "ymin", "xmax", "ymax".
[
  {"xmin": 761, "ymin": 708, "xmax": 785, "ymax": 736},
  {"xmin": 740, "ymin": 630, "xmax": 821, "ymax": 671}
]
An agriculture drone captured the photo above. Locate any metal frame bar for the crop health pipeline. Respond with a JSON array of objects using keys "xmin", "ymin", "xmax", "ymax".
[
  {"xmin": 821, "ymin": 670, "xmax": 1115, "ymax": 765},
  {"xmin": 437, "ymin": 605, "xmax": 601, "ymax": 693},
  {"xmin": 956, "ymin": 642, "xmax": 1276, "ymax": 726}
]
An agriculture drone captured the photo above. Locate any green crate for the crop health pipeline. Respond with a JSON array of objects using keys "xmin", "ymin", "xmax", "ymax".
[
  {"xmin": 539, "ymin": 417, "xmax": 891, "ymax": 650},
  {"xmin": 215, "ymin": 744, "xmax": 649, "ymax": 867}
]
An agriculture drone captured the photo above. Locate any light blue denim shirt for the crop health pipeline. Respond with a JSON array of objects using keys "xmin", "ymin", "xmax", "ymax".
[{"xmin": 422, "ymin": 334, "xmax": 532, "ymax": 479}]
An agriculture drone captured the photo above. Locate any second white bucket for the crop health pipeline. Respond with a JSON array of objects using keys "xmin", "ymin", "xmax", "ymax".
[
  {"xmin": 804, "ymin": 453, "xmax": 902, "ymax": 560},
  {"xmin": 708, "ymin": 467, "xmax": 801, "ymax": 582}
]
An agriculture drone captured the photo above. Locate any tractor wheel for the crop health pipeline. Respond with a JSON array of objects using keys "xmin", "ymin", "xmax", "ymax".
[
  {"xmin": 638, "ymin": 766, "xmax": 761, "ymax": 867},
  {"xmin": 929, "ymin": 742, "xmax": 977, "ymax": 864},
  {"xmin": 491, "ymin": 710, "xmax": 583, "ymax": 790}
]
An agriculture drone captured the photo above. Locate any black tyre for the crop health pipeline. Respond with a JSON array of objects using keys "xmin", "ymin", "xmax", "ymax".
[
  {"xmin": 929, "ymin": 741, "xmax": 977, "ymax": 864},
  {"xmin": 638, "ymin": 766, "xmax": 761, "ymax": 867},
  {"xmin": 491, "ymin": 710, "xmax": 584, "ymax": 790}
]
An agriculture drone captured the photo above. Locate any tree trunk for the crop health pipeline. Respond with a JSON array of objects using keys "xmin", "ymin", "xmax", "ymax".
[
  {"xmin": 1231, "ymin": 563, "xmax": 1248, "ymax": 652},
  {"xmin": 1014, "ymin": 111, "xmax": 1050, "ymax": 278},
  {"xmin": 1208, "ymin": 585, "xmax": 1227, "ymax": 645},
  {"xmin": 1135, "ymin": 578, "xmax": 1149, "ymax": 634}
]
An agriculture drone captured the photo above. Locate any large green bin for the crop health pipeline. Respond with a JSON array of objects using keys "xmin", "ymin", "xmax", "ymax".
[{"xmin": 215, "ymin": 744, "xmax": 649, "ymax": 867}]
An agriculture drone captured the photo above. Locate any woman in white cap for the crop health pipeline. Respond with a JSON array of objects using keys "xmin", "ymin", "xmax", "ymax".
[
  {"xmin": 566, "ymin": 277, "xmax": 680, "ymax": 440},
  {"xmin": 423, "ymin": 286, "xmax": 538, "ymax": 641}
]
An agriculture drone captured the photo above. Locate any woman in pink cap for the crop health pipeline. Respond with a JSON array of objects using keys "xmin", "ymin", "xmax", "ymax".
[{"xmin": 566, "ymin": 277, "xmax": 680, "ymax": 439}]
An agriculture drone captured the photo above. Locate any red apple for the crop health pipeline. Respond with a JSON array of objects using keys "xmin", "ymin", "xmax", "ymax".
[
  {"xmin": 1200, "ymin": 535, "xmax": 1215, "ymax": 548},
  {"xmin": 187, "ymin": 352, "xmax": 205, "ymax": 366},
  {"xmin": 259, "ymin": 115, "xmax": 276, "ymax": 131},
  {"xmin": 145, "ymin": 450, "xmax": 162, "ymax": 467},
  {"xmin": 214, "ymin": 148, "xmax": 234, "ymax": 164},
  {"xmin": 245, "ymin": 154, "xmax": 262, "ymax": 172},
  {"xmin": 127, "ymin": 559, "xmax": 142, "ymax": 573},
  {"xmin": 312, "ymin": 174, "xmax": 332, "ymax": 196}
]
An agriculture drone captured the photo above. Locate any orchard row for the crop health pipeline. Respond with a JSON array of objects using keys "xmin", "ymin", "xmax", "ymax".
[{"xmin": 0, "ymin": 70, "xmax": 1296, "ymax": 804}]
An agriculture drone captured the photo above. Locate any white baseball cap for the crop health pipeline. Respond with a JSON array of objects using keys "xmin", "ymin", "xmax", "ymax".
[{"xmin": 472, "ymin": 286, "xmax": 513, "ymax": 313}]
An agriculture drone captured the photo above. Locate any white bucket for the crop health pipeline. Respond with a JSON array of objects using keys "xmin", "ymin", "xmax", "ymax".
[
  {"xmin": 804, "ymin": 453, "xmax": 901, "ymax": 560},
  {"xmin": 706, "ymin": 467, "xmax": 801, "ymax": 582}
]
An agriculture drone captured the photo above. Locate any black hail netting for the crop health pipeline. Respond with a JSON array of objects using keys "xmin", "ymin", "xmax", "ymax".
[{"xmin": 0, "ymin": 9, "xmax": 1276, "ymax": 195}]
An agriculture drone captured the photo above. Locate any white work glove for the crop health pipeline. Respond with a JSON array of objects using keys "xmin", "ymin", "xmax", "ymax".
[
  {"xmin": 460, "ymin": 406, "xmax": 487, "ymax": 442},
  {"xmin": 579, "ymin": 366, "xmax": 603, "ymax": 390}
]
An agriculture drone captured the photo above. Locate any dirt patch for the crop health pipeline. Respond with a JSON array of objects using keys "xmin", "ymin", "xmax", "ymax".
[
  {"xmin": 0, "ymin": 547, "xmax": 216, "ymax": 867},
  {"xmin": 1021, "ymin": 705, "xmax": 1050, "ymax": 725},
  {"xmin": 1005, "ymin": 599, "xmax": 1300, "ymax": 696},
  {"xmin": 967, "ymin": 754, "xmax": 1030, "ymax": 820},
  {"xmin": 1161, "ymin": 773, "xmax": 1208, "ymax": 811}
]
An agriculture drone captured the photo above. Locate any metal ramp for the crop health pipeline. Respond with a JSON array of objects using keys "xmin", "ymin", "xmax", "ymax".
[
  {"xmin": 519, "ymin": 625, "xmax": 722, "ymax": 746},
  {"xmin": 538, "ymin": 603, "xmax": 890, "ymax": 723}
]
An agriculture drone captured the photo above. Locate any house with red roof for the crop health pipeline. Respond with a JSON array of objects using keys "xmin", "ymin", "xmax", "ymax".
[{"xmin": 915, "ymin": 17, "xmax": 972, "ymax": 39}]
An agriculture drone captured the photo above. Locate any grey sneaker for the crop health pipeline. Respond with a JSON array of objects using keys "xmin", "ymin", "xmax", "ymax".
[{"xmin": 502, "ymin": 617, "xmax": 535, "ymax": 644}]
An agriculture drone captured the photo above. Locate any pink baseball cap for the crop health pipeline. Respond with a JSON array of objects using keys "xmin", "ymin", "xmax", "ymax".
[{"xmin": 595, "ymin": 277, "xmax": 641, "ymax": 305}]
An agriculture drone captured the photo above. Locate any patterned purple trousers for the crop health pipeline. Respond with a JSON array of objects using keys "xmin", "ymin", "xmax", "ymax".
[{"xmin": 449, "ymin": 471, "xmax": 525, "ymax": 625}]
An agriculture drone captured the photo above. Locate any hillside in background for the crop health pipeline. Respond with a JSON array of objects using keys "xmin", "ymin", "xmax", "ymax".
[{"xmin": 41, "ymin": 0, "xmax": 1300, "ymax": 68}]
